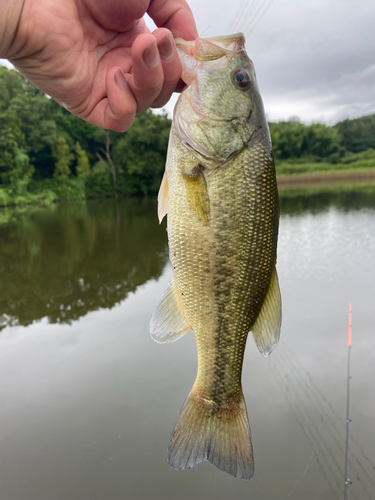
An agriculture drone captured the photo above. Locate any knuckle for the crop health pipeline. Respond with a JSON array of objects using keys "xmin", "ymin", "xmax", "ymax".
[
  {"xmin": 105, "ymin": 104, "xmax": 136, "ymax": 132},
  {"xmin": 134, "ymin": 73, "xmax": 163, "ymax": 94},
  {"xmin": 162, "ymin": 67, "xmax": 181, "ymax": 86}
]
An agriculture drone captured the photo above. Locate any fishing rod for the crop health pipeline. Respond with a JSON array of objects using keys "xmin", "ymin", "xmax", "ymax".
[{"xmin": 344, "ymin": 303, "xmax": 352, "ymax": 500}]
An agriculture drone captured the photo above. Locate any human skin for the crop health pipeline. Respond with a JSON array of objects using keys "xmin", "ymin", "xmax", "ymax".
[{"xmin": 0, "ymin": 0, "xmax": 198, "ymax": 132}]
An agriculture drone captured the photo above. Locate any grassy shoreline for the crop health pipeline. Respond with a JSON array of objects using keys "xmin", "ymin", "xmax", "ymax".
[
  {"xmin": 277, "ymin": 168, "xmax": 375, "ymax": 186},
  {"xmin": 1, "ymin": 165, "xmax": 375, "ymax": 210}
]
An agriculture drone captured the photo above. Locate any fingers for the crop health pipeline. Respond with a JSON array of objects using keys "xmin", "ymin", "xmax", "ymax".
[
  {"xmin": 81, "ymin": 0, "xmax": 150, "ymax": 32},
  {"xmin": 84, "ymin": 66, "xmax": 137, "ymax": 133},
  {"xmin": 124, "ymin": 29, "xmax": 181, "ymax": 113},
  {"xmin": 79, "ymin": 25, "xmax": 185, "ymax": 131},
  {"xmin": 150, "ymin": 28, "xmax": 182, "ymax": 109},
  {"xmin": 126, "ymin": 32, "xmax": 163, "ymax": 114},
  {"xmin": 79, "ymin": 29, "xmax": 181, "ymax": 131},
  {"xmin": 148, "ymin": 0, "xmax": 198, "ymax": 40},
  {"xmin": 127, "ymin": 30, "xmax": 181, "ymax": 114}
]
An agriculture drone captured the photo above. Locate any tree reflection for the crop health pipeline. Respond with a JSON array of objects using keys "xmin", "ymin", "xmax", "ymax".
[
  {"xmin": 0, "ymin": 199, "xmax": 168, "ymax": 329},
  {"xmin": 2, "ymin": 184, "xmax": 375, "ymax": 330},
  {"xmin": 279, "ymin": 181, "xmax": 375, "ymax": 215}
]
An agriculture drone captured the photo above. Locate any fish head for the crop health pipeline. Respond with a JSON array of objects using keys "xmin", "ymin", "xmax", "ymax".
[{"xmin": 174, "ymin": 33, "xmax": 270, "ymax": 167}]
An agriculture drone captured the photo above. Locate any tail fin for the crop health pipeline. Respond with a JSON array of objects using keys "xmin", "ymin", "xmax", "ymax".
[{"xmin": 167, "ymin": 388, "xmax": 254, "ymax": 480}]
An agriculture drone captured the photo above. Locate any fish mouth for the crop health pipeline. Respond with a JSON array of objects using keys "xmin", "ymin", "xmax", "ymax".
[{"xmin": 175, "ymin": 33, "xmax": 245, "ymax": 61}]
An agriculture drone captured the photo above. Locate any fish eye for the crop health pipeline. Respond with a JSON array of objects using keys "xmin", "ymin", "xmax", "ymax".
[{"xmin": 232, "ymin": 69, "xmax": 251, "ymax": 90}]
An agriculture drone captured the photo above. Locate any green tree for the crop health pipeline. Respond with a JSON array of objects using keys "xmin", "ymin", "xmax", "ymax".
[
  {"xmin": 50, "ymin": 99, "xmax": 100, "ymax": 165},
  {"xmin": 94, "ymin": 130, "xmax": 119, "ymax": 194},
  {"xmin": 53, "ymin": 137, "xmax": 74, "ymax": 182},
  {"xmin": 303, "ymin": 123, "xmax": 342, "ymax": 159},
  {"xmin": 335, "ymin": 114, "xmax": 375, "ymax": 153},
  {"xmin": 9, "ymin": 147, "xmax": 34, "ymax": 186},
  {"xmin": 0, "ymin": 127, "xmax": 17, "ymax": 183},
  {"xmin": 113, "ymin": 110, "xmax": 171, "ymax": 196},
  {"xmin": 75, "ymin": 142, "xmax": 91, "ymax": 178},
  {"xmin": 269, "ymin": 120, "xmax": 307, "ymax": 159},
  {"xmin": 270, "ymin": 120, "xmax": 343, "ymax": 161},
  {"xmin": 0, "ymin": 107, "xmax": 33, "ymax": 185}
]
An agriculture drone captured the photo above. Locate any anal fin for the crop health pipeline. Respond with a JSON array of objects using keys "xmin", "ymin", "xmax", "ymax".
[
  {"xmin": 252, "ymin": 267, "xmax": 282, "ymax": 357},
  {"xmin": 150, "ymin": 277, "xmax": 191, "ymax": 343}
]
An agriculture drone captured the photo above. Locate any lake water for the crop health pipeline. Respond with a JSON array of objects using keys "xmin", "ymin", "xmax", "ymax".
[{"xmin": 0, "ymin": 185, "xmax": 374, "ymax": 500}]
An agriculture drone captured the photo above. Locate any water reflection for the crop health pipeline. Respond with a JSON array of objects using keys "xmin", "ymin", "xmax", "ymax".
[
  {"xmin": 0, "ymin": 187, "xmax": 374, "ymax": 500},
  {"xmin": 1, "ymin": 184, "xmax": 375, "ymax": 331},
  {"xmin": 0, "ymin": 199, "xmax": 168, "ymax": 330},
  {"xmin": 279, "ymin": 180, "xmax": 375, "ymax": 214}
]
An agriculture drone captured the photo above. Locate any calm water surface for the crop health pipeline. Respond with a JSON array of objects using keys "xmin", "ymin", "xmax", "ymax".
[{"xmin": 0, "ymin": 187, "xmax": 374, "ymax": 500}]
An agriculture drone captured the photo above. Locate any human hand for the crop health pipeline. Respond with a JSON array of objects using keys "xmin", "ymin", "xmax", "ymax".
[{"xmin": 1, "ymin": 0, "xmax": 198, "ymax": 132}]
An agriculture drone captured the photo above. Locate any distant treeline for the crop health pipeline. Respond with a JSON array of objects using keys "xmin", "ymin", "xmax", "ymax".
[
  {"xmin": 269, "ymin": 116, "xmax": 375, "ymax": 163},
  {"xmin": 1, "ymin": 65, "xmax": 375, "ymax": 204}
]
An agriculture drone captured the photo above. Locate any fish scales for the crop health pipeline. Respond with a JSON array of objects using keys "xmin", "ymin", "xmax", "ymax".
[{"xmin": 150, "ymin": 33, "xmax": 281, "ymax": 480}]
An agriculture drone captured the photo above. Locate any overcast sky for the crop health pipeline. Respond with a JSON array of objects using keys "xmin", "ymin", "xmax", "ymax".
[
  {"xmin": 152, "ymin": 0, "xmax": 375, "ymax": 124},
  {"xmin": 2, "ymin": 0, "xmax": 374, "ymax": 124}
]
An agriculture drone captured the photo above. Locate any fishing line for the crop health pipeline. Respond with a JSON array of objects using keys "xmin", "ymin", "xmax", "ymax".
[
  {"xmin": 230, "ymin": 0, "xmax": 249, "ymax": 33},
  {"xmin": 348, "ymin": 455, "xmax": 375, "ymax": 495},
  {"xmin": 233, "ymin": 0, "xmax": 264, "ymax": 34},
  {"xmin": 199, "ymin": 26, "xmax": 212, "ymax": 37},
  {"xmin": 278, "ymin": 366, "xmax": 373, "ymax": 500},
  {"xmin": 246, "ymin": 0, "xmax": 275, "ymax": 34},
  {"xmin": 278, "ymin": 343, "xmax": 375, "ymax": 497},
  {"xmin": 285, "ymin": 446, "xmax": 316, "ymax": 499},
  {"xmin": 279, "ymin": 349, "xmax": 341, "ymax": 470},
  {"xmin": 231, "ymin": 0, "xmax": 260, "ymax": 33},
  {"xmin": 242, "ymin": 0, "xmax": 274, "ymax": 36},
  {"xmin": 275, "ymin": 342, "xmax": 375, "ymax": 500},
  {"xmin": 280, "ymin": 342, "xmax": 375, "ymax": 493},
  {"xmin": 268, "ymin": 356, "xmax": 342, "ymax": 498},
  {"xmin": 269, "ymin": 361, "xmax": 341, "ymax": 499},
  {"xmin": 283, "ymin": 370, "xmax": 344, "ymax": 491},
  {"xmin": 277, "ymin": 346, "xmax": 346, "ymax": 451}
]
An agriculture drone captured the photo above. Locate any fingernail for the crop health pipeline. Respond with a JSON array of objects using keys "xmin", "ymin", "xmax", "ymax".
[
  {"xmin": 158, "ymin": 35, "xmax": 175, "ymax": 63},
  {"xmin": 143, "ymin": 41, "xmax": 160, "ymax": 69},
  {"xmin": 115, "ymin": 68, "xmax": 128, "ymax": 91}
]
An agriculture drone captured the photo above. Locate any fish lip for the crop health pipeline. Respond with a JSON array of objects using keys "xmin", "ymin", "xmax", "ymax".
[
  {"xmin": 201, "ymin": 33, "xmax": 245, "ymax": 52},
  {"xmin": 175, "ymin": 33, "xmax": 245, "ymax": 61}
]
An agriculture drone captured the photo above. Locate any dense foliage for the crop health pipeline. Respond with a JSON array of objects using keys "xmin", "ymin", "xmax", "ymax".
[
  {"xmin": 1, "ymin": 65, "xmax": 375, "ymax": 207},
  {"xmin": 0, "ymin": 66, "xmax": 171, "ymax": 205},
  {"xmin": 334, "ymin": 114, "xmax": 375, "ymax": 153},
  {"xmin": 269, "ymin": 114, "xmax": 375, "ymax": 164}
]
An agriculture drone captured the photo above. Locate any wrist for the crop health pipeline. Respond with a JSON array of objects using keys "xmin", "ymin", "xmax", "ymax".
[{"xmin": 0, "ymin": 0, "xmax": 25, "ymax": 59}]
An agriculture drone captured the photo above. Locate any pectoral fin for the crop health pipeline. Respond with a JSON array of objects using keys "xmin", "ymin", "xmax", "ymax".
[
  {"xmin": 183, "ymin": 165, "xmax": 210, "ymax": 224},
  {"xmin": 157, "ymin": 171, "xmax": 169, "ymax": 223},
  {"xmin": 252, "ymin": 267, "xmax": 282, "ymax": 357},
  {"xmin": 150, "ymin": 277, "xmax": 191, "ymax": 343}
]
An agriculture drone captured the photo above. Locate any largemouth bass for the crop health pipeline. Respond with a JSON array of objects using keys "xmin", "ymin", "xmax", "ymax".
[{"xmin": 150, "ymin": 33, "xmax": 281, "ymax": 480}]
